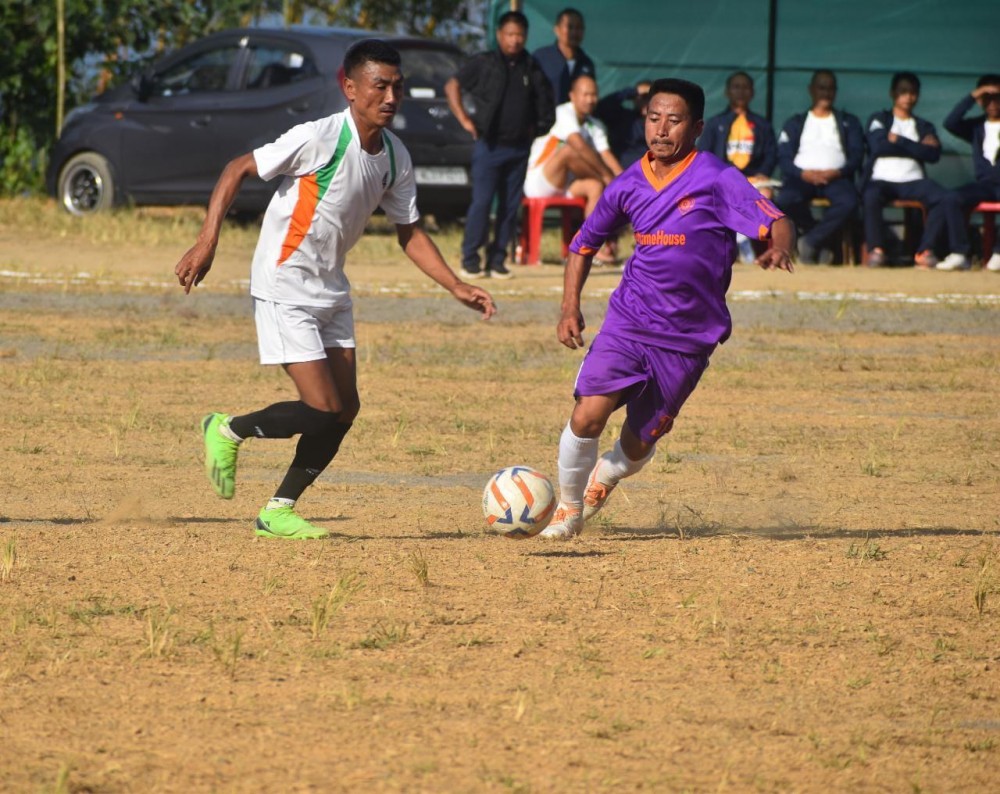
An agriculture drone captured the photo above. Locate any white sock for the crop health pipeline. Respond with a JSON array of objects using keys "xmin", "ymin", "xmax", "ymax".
[
  {"xmin": 219, "ymin": 419, "xmax": 243, "ymax": 443},
  {"xmin": 266, "ymin": 497, "xmax": 295, "ymax": 511},
  {"xmin": 599, "ymin": 438, "xmax": 655, "ymax": 484},
  {"xmin": 558, "ymin": 422, "xmax": 599, "ymax": 509}
]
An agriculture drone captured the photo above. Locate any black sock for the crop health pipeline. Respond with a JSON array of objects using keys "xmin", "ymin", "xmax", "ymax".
[
  {"xmin": 274, "ymin": 422, "xmax": 353, "ymax": 502},
  {"xmin": 230, "ymin": 401, "xmax": 339, "ymax": 439}
]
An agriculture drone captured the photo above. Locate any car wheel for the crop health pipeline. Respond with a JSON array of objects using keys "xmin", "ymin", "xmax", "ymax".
[{"xmin": 57, "ymin": 152, "xmax": 115, "ymax": 215}]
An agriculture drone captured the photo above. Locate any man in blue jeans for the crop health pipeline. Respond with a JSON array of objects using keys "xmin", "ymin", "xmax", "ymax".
[{"xmin": 445, "ymin": 11, "xmax": 555, "ymax": 279}]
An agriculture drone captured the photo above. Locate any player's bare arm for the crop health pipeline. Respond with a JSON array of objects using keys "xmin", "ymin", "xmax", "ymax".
[
  {"xmin": 557, "ymin": 250, "xmax": 593, "ymax": 349},
  {"xmin": 175, "ymin": 152, "xmax": 258, "ymax": 293},
  {"xmin": 756, "ymin": 217, "xmax": 796, "ymax": 273},
  {"xmin": 396, "ymin": 222, "xmax": 496, "ymax": 319}
]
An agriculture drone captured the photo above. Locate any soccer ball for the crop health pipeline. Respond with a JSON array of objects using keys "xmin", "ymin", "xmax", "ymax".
[{"xmin": 482, "ymin": 466, "xmax": 557, "ymax": 539}]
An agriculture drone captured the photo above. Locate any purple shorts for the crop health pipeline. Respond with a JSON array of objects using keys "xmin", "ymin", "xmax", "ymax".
[{"xmin": 574, "ymin": 332, "xmax": 709, "ymax": 443}]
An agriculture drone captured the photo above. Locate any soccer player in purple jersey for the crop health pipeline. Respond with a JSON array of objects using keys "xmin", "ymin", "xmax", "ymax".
[{"xmin": 541, "ymin": 77, "xmax": 795, "ymax": 539}]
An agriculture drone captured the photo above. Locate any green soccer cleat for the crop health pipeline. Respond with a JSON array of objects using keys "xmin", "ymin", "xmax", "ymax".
[
  {"xmin": 254, "ymin": 506, "xmax": 330, "ymax": 540},
  {"xmin": 202, "ymin": 413, "xmax": 240, "ymax": 499}
]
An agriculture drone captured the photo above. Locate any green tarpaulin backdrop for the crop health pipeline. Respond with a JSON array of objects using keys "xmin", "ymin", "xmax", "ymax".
[{"xmin": 489, "ymin": 0, "xmax": 998, "ymax": 186}]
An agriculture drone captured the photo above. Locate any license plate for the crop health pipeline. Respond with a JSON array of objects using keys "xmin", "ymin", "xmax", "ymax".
[{"xmin": 414, "ymin": 166, "xmax": 468, "ymax": 186}]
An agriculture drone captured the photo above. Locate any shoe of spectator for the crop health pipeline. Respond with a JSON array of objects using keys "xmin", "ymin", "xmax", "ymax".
[
  {"xmin": 490, "ymin": 264, "xmax": 514, "ymax": 280},
  {"xmin": 817, "ymin": 248, "xmax": 835, "ymax": 265},
  {"xmin": 866, "ymin": 249, "xmax": 886, "ymax": 267},
  {"xmin": 460, "ymin": 266, "xmax": 485, "ymax": 280},
  {"xmin": 737, "ymin": 237, "xmax": 756, "ymax": 264},
  {"xmin": 935, "ymin": 253, "xmax": 971, "ymax": 271},
  {"xmin": 986, "ymin": 252, "xmax": 1000, "ymax": 272},
  {"xmin": 796, "ymin": 237, "xmax": 817, "ymax": 264},
  {"xmin": 914, "ymin": 250, "xmax": 938, "ymax": 270}
]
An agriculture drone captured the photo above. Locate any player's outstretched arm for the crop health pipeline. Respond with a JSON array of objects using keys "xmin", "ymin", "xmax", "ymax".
[
  {"xmin": 175, "ymin": 153, "xmax": 258, "ymax": 294},
  {"xmin": 557, "ymin": 250, "xmax": 592, "ymax": 349},
  {"xmin": 396, "ymin": 223, "xmax": 496, "ymax": 320},
  {"xmin": 755, "ymin": 217, "xmax": 795, "ymax": 273}
]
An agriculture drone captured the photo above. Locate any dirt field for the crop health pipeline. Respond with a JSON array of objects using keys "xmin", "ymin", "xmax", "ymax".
[{"xmin": 1, "ymin": 201, "xmax": 998, "ymax": 792}]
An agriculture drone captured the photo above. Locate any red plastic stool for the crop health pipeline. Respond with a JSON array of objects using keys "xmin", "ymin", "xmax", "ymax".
[
  {"xmin": 973, "ymin": 201, "xmax": 1000, "ymax": 264},
  {"xmin": 517, "ymin": 196, "xmax": 587, "ymax": 265}
]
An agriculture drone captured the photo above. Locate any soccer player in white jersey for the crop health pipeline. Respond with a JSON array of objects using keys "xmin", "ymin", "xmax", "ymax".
[{"xmin": 174, "ymin": 40, "xmax": 496, "ymax": 540}]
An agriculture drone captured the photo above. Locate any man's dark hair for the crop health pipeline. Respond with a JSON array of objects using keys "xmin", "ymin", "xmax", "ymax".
[
  {"xmin": 569, "ymin": 73, "xmax": 596, "ymax": 93},
  {"xmin": 556, "ymin": 7, "xmax": 584, "ymax": 24},
  {"xmin": 497, "ymin": 10, "xmax": 529, "ymax": 32},
  {"xmin": 891, "ymin": 71, "xmax": 920, "ymax": 92},
  {"xmin": 977, "ymin": 73, "xmax": 1000, "ymax": 88},
  {"xmin": 810, "ymin": 69, "xmax": 837, "ymax": 87},
  {"xmin": 647, "ymin": 78, "xmax": 705, "ymax": 122},
  {"xmin": 726, "ymin": 71, "xmax": 754, "ymax": 90},
  {"xmin": 343, "ymin": 39, "xmax": 401, "ymax": 78}
]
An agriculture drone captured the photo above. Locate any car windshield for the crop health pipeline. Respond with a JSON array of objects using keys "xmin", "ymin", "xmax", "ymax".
[{"xmin": 397, "ymin": 46, "xmax": 464, "ymax": 97}]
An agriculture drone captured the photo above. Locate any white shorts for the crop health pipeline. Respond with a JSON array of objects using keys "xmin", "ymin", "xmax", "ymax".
[
  {"xmin": 523, "ymin": 166, "xmax": 571, "ymax": 199},
  {"xmin": 253, "ymin": 298, "xmax": 355, "ymax": 365}
]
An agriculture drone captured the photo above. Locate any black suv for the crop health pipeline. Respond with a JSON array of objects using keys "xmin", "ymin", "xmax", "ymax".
[{"xmin": 47, "ymin": 27, "xmax": 472, "ymax": 219}]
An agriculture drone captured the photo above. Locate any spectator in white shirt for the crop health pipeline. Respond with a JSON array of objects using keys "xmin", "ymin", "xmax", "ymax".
[{"xmin": 776, "ymin": 70, "xmax": 864, "ymax": 264}]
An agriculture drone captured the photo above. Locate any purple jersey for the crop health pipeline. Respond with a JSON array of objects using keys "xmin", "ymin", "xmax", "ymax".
[{"xmin": 569, "ymin": 150, "xmax": 784, "ymax": 354}]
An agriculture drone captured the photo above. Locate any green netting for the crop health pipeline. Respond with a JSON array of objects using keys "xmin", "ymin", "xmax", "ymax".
[{"xmin": 489, "ymin": 0, "xmax": 998, "ymax": 186}]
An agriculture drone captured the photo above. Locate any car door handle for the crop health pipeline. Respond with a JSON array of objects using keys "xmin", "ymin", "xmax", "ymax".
[
  {"xmin": 287, "ymin": 102, "xmax": 310, "ymax": 114},
  {"xmin": 190, "ymin": 116, "xmax": 211, "ymax": 127}
]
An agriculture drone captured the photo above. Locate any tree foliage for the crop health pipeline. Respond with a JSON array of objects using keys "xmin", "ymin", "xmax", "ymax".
[{"xmin": 0, "ymin": 0, "xmax": 475, "ymax": 195}]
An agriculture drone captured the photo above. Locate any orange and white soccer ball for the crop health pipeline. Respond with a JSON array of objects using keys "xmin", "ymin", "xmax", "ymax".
[{"xmin": 482, "ymin": 466, "xmax": 556, "ymax": 539}]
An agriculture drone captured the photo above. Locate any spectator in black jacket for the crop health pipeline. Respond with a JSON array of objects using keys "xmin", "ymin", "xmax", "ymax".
[
  {"xmin": 861, "ymin": 72, "xmax": 950, "ymax": 268},
  {"xmin": 595, "ymin": 80, "xmax": 651, "ymax": 168},
  {"xmin": 924, "ymin": 74, "xmax": 1000, "ymax": 272},
  {"xmin": 532, "ymin": 8, "xmax": 596, "ymax": 105},
  {"xmin": 445, "ymin": 11, "xmax": 555, "ymax": 279},
  {"xmin": 776, "ymin": 70, "xmax": 864, "ymax": 264}
]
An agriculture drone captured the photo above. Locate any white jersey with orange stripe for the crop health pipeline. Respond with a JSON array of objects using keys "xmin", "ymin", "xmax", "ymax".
[
  {"xmin": 249, "ymin": 108, "xmax": 419, "ymax": 308},
  {"xmin": 527, "ymin": 100, "xmax": 611, "ymax": 171}
]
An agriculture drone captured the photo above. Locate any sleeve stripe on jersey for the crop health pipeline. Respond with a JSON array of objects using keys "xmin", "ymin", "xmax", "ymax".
[
  {"xmin": 278, "ymin": 122, "xmax": 353, "ymax": 266},
  {"xmin": 755, "ymin": 197, "xmax": 784, "ymax": 220}
]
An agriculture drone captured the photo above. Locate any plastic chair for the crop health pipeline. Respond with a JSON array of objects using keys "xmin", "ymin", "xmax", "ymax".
[
  {"xmin": 972, "ymin": 201, "xmax": 1000, "ymax": 265},
  {"xmin": 517, "ymin": 196, "xmax": 587, "ymax": 265}
]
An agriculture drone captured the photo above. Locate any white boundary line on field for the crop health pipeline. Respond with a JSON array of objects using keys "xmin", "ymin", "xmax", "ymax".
[
  {"xmin": 364, "ymin": 283, "xmax": 1000, "ymax": 307},
  {"xmin": 1, "ymin": 269, "xmax": 999, "ymax": 306}
]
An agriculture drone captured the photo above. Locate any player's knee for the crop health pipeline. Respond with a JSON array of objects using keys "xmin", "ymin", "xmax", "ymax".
[
  {"xmin": 569, "ymin": 413, "xmax": 607, "ymax": 439},
  {"xmin": 299, "ymin": 403, "xmax": 341, "ymax": 434},
  {"xmin": 339, "ymin": 394, "xmax": 361, "ymax": 423}
]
